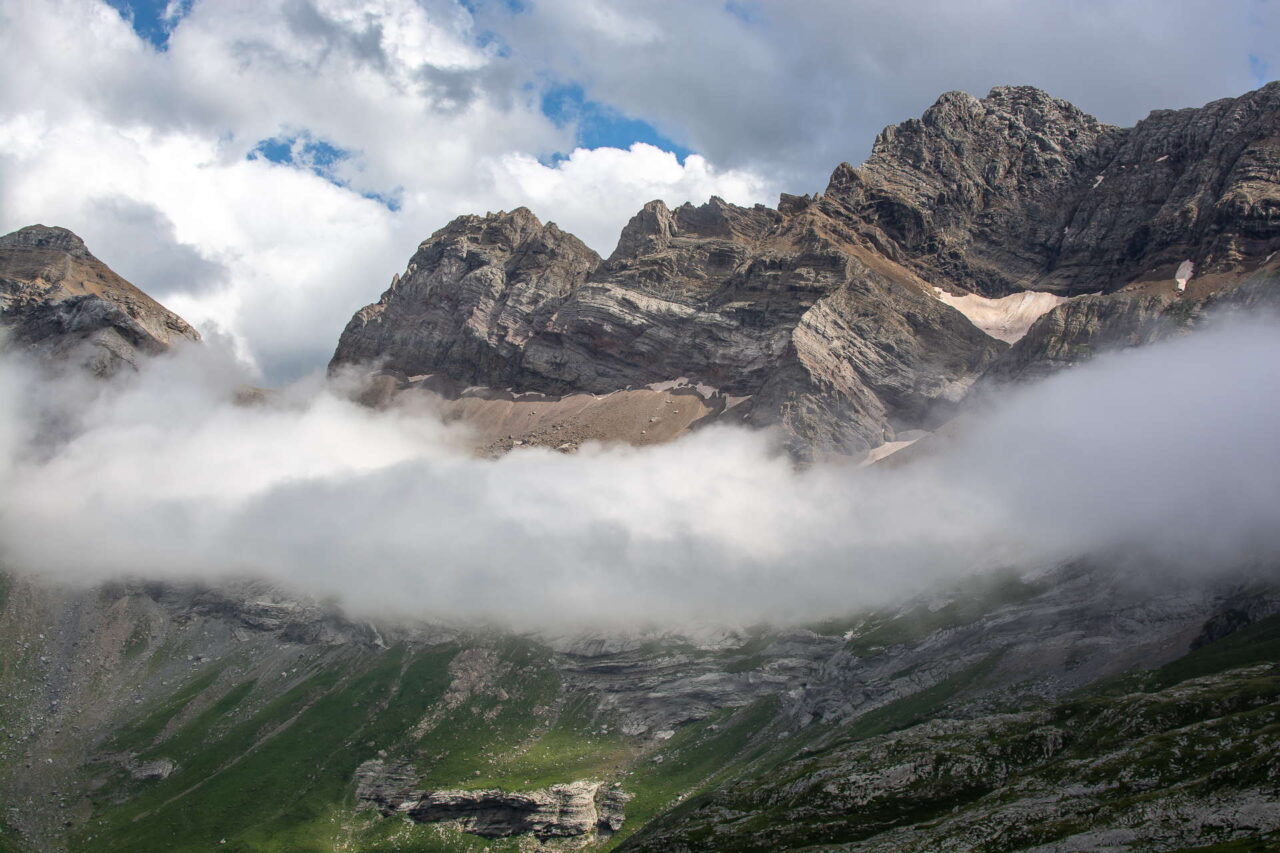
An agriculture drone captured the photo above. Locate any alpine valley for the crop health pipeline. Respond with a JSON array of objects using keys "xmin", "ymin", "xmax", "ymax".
[{"xmin": 2, "ymin": 83, "xmax": 1279, "ymax": 853}]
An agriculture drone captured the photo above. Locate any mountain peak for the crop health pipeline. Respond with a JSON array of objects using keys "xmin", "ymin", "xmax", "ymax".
[
  {"xmin": 0, "ymin": 223, "xmax": 199, "ymax": 374},
  {"xmin": 0, "ymin": 224, "xmax": 91, "ymax": 258}
]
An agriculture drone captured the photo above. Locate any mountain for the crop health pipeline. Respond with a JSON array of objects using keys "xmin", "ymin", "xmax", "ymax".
[
  {"xmin": 331, "ymin": 83, "xmax": 1280, "ymax": 458},
  {"xmin": 0, "ymin": 225, "xmax": 199, "ymax": 375},
  {"xmin": 330, "ymin": 201, "xmax": 1003, "ymax": 459},
  {"xmin": 1, "ymin": 564, "xmax": 1277, "ymax": 852},
  {"xmin": 1, "ymin": 83, "xmax": 1280, "ymax": 853}
]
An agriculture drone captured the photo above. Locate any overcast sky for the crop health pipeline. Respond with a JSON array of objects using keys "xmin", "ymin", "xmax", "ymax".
[{"xmin": 1, "ymin": 0, "xmax": 1276, "ymax": 380}]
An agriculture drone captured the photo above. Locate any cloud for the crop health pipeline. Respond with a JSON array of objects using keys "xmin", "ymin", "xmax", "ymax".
[
  {"xmin": 83, "ymin": 196, "xmax": 229, "ymax": 298},
  {"xmin": 2, "ymin": 0, "xmax": 1275, "ymax": 381},
  {"xmin": 2, "ymin": 315, "xmax": 1278, "ymax": 630},
  {"xmin": 485, "ymin": 0, "xmax": 1280, "ymax": 189},
  {"xmin": 490, "ymin": 143, "xmax": 769, "ymax": 253},
  {"xmin": 0, "ymin": 0, "xmax": 779, "ymax": 380}
]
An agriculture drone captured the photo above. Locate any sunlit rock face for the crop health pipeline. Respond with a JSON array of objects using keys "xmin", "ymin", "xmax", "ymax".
[
  {"xmin": 331, "ymin": 201, "xmax": 1004, "ymax": 459},
  {"xmin": 0, "ymin": 225, "xmax": 199, "ymax": 375},
  {"xmin": 827, "ymin": 83, "xmax": 1280, "ymax": 298},
  {"xmin": 332, "ymin": 84, "xmax": 1280, "ymax": 459}
]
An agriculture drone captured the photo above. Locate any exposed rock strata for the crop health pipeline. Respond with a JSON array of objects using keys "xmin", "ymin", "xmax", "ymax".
[
  {"xmin": 354, "ymin": 762, "xmax": 630, "ymax": 840},
  {"xmin": 405, "ymin": 782, "xmax": 622, "ymax": 839},
  {"xmin": 830, "ymin": 83, "xmax": 1280, "ymax": 297},
  {"xmin": 0, "ymin": 225, "xmax": 199, "ymax": 374},
  {"xmin": 332, "ymin": 84, "xmax": 1279, "ymax": 456},
  {"xmin": 334, "ymin": 201, "xmax": 1004, "ymax": 457}
]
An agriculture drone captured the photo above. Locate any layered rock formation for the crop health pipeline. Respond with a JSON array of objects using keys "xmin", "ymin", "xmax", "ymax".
[
  {"xmin": 0, "ymin": 225, "xmax": 199, "ymax": 374},
  {"xmin": 333, "ymin": 200, "xmax": 1005, "ymax": 457},
  {"xmin": 826, "ymin": 83, "xmax": 1280, "ymax": 296},
  {"xmin": 360, "ymin": 777, "xmax": 630, "ymax": 840},
  {"xmin": 2, "ymin": 82, "xmax": 1279, "ymax": 853},
  {"xmin": 333, "ymin": 84, "xmax": 1279, "ymax": 457}
]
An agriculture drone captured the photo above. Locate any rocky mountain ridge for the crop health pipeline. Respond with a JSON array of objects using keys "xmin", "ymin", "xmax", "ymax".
[
  {"xmin": 1, "ymin": 82, "xmax": 1279, "ymax": 852},
  {"xmin": 332, "ymin": 83, "xmax": 1280, "ymax": 458},
  {"xmin": 0, "ymin": 225, "xmax": 199, "ymax": 375}
]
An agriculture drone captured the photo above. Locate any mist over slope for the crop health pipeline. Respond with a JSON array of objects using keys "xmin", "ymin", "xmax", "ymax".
[
  {"xmin": 0, "ymin": 70, "xmax": 1278, "ymax": 852},
  {"xmin": 3, "ymin": 312, "xmax": 1278, "ymax": 627}
]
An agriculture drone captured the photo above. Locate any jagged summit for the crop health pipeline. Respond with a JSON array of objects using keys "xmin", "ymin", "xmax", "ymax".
[
  {"xmin": 825, "ymin": 81, "xmax": 1280, "ymax": 297},
  {"xmin": 2, "ymin": 86, "xmax": 1280, "ymax": 853},
  {"xmin": 0, "ymin": 223, "xmax": 199, "ymax": 374},
  {"xmin": 333, "ymin": 176, "xmax": 1000, "ymax": 457},
  {"xmin": 0, "ymin": 223, "xmax": 93, "ymax": 257},
  {"xmin": 332, "ymin": 83, "xmax": 1279, "ymax": 457}
]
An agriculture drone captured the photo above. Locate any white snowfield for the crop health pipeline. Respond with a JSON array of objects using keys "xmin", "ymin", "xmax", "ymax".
[
  {"xmin": 1175, "ymin": 260, "xmax": 1195, "ymax": 292},
  {"xmin": 933, "ymin": 288, "xmax": 1067, "ymax": 343}
]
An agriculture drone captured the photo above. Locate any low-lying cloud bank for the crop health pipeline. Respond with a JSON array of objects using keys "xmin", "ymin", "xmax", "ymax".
[{"xmin": 2, "ymin": 318, "xmax": 1279, "ymax": 628}]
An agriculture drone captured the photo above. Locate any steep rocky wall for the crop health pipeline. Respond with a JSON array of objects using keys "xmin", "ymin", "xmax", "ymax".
[
  {"xmin": 823, "ymin": 82, "xmax": 1280, "ymax": 298},
  {"xmin": 0, "ymin": 225, "xmax": 200, "ymax": 375},
  {"xmin": 333, "ymin": 199, "xmax": 1004, "ymax": 457},
  {"xmin": 332, "ymin": 84, "xmax": 1279, "ymax": 457}
]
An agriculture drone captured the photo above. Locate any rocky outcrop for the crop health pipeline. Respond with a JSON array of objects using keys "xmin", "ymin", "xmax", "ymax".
[
  {"xmin": 624, "ymin": 664, "xmax": 1280, "ymax": 852},
  {"xmin": 826, "ymin": 83, "xmax": 1280, "ymax": 298},
  {"xmin": 332, "ymin": 208, "xmax": 600, "ymax": 386},
  {"xmin": 0, "ymin": 225, "xmax": 199, "ymax": 374},
  {"xmin": 982, "ymin": 290, "xmax": 1189, "ymax": 383},
  {"xmin": 982, "ymin": 270, "xmax": 1280, "ymax": 384},
  {"xmin": 128, "ymin": 757, "xmax": 175, "ymax": 780},
  {"xmin": 129, "ymin": 580, "xmax": 383, "ymax": 646},
  {"xmin": 353, "ymin": 762, "xmax": 630, "ymax": 841},
  {"xmin": 332, "ymin": 84, "xmax": 1279, "ymax": 457},
  {"xmin": 823, "ymin": 86, "xmax": 1121, "ymax": 297},
  {"xmin": 406, "ymin": 781, "xmax": 626, "ymax": 839},
  {"xmin": 354, "ymin": 759, "xmax": 422, "ymax": 814},
  {"xmin": 333, "ymin": 200, "xmax": 1004, "ymax": 457}
]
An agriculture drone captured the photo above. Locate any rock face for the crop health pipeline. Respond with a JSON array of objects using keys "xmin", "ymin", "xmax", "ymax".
[
  {"xmin": 983, "ymin": 273, "xmax": 1280, "ymax": 385},
  {"xmin": 128, "ymin": 758, "xmax": 176, "ymax": 781},
  {"xmin": 0, "ymin": 225, "xmax": 199, "ymax": 374},
  {"xmin": 332, "ymin": 209, "xmax": 600, "ymax": 385},
  {"xmin": 831, "ymin": 83, "xmax": 1280, "ymax": 297},
  {"xmin": 354, "ymin": 761, "xmax": 629, "ymax": 840},
  {"xmin": 332, "ymin": 84, "xmax": 1279, "ymax": 456},
  {"xmin": 334, "ymin": 200, "xmax": 1004, "ymax": 457},
  {"xmin": 406, "ymin": 782, "xmax": 623, "ymax": 839}
]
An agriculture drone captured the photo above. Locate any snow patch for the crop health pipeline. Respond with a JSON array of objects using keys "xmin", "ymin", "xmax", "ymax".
[
  {"xmin": 1091, "ymin": 174, "xmax": 1105, "ymax": 189},
  {"xmin": 859, "ymin": 430, "xmax": 929, "ymax": 467},
  {"xmin": 1155, "ymin": 154, "xmax": 1169, "ymax": 163},
  {"xmin": 1175, "ymin": 260, "xmax": 1194, "ymax": 292},
  {"xmin": 932, "ymin": 288, "xmax": 1067, "ymax": 343},
  {"xmin": 647, "ymin": 377, "xmax": 720, "ymax": 398}
]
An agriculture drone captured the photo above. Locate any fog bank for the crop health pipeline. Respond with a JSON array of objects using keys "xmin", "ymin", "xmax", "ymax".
[{"xmin": 1, "ymin": 318, "xmax": 1278, "ymax": 628}]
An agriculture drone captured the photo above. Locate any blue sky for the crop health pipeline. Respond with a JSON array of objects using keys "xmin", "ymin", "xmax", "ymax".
[
  {"xmin": 539, "ymin": 82, "xmax": 691, "ymax": 163},
  {"xmin": 105, "ymin": 0, "xmax": 190, "ymax": 49},
  {"xmin": 1250, "ymin": 53, "xmax": 1271, "ymax": 85},
  {"xmin": 108, "ymin": 0, "xmax": 693, "ymax": 173}
]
